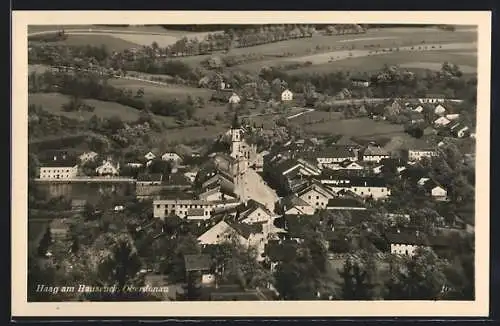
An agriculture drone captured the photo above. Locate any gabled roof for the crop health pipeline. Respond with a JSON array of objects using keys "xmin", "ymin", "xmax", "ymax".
[
  {"xmin": 311, "ymin": 146, "xmax": 356, "ymax": 159},
  {"xmin": 384, "ymin": 231, "xmax": 429, "ymax": 246},
  {"xmin": 282, "ymin": 194, "xmax": 310, "ymax": 208},
  {"xmin": 297, "ymin": 181, "xmax": 336, "ymax": 198},
  {"xmin": 349, "ymin": 176, "xmax": 388, "ymax": 187},
  {"xmin": 327, "ymin": 197, "xmax": 365, "ymax": 209},
  {"xmin": 226, "ymin": 220, "xmax": 263, "ymax": 239},
  {"xmin": 363, "ymin": 145, "xmax": 389, "ymax": 156},
  {"xmin": 241, "ymin": 199, "xmax": 274, "ymax": 218},
  {"xmin": 40, "ymin": 157, "xmax": 78, "ymax": 167}
]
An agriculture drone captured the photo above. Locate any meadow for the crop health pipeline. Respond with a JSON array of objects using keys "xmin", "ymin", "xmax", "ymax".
[
  {"xmin": 107, "ymin": 78, "xmax": 214, "ymax": 101},
  {"xmin": 286, "ymin": 49, "xmax": 477, "ymax": 75},
  {"xmin": 301, "ymin": 117, "xmax": 405, "ymax": 137},
  {"xmin": 29, "ymin": 92, "xmax": 175, "ymax": 125}
]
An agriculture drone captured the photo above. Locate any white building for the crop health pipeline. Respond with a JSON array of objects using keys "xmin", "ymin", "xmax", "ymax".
[
  {"xmin": 95, "ymin": 160, "xmax": 120, "ymax": 176},
  {"xmin": 434, "ymin": 116, "xmax": 451, "ymax": 127},
  {"xmin": 39, "ymin": 158, "xmax": 79, "ymax": 180},
  {"xmin": 297, "ymin": 182, "xmax": 336, "ymax": 210},
  {"xmin": 144, "ymin": 151, "xmax": 156, "ymax": 161},
  {"xmin": 434, "ymin": 104, "xmax": 447, "ymax": 116},
  {"xmin": 281, "ymin": 89, "xmax": 293, "ymax": 102},
  {"xmin": 362, "ymin": 145, "xmax": 390, "ymax": 163},
  {"xmin": 153, "ymin": 198, "xmax": 240, "ymax": 220},
  {"xmin": 161, "ymin": 152, "xmax": 183, "ymax": 163},
  {"xmin": 385, "ymin": 231, "xmax": 429, "ymax": 257},
  {"xmin": 228, "ymin": 93, "xmax": 241, "ymax": 104},
  {"xmin": 408, "ymin": 149, "xmax": 437, "ymax": 162}
]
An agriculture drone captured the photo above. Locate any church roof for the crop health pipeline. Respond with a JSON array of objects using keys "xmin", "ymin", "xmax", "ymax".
[{"xmin": 231, "ymin": 113, "xmax": 241, "ymax": 129}]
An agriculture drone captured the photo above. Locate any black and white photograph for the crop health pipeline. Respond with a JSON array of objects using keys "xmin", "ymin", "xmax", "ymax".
[{"xmin": 12, "ymin": 11, "xmax": 491, "ymax": 317}]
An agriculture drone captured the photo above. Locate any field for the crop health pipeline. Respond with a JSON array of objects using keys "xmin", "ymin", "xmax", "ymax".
[
  {"xmin": 301, "ymin": 117, "xmax": 405, "ymax": 137},
  {"xmin": 159, "ymin": 124, "xmax": 228, "ymax": 143},
  {"xmin": 28, "ymin": 25, "xmax": 221, "ymax": 51},
  {"xmin": 28, "ymin": 92, "xmax": 175, "ymax": 125},
  {"xmin": 232, "ymin": 27, "xmax": 477, "ymax": 73},
  {"xmin": 107, "ymin": 78, "xmax": 214, "ymax": 101},
  {"xmin": 286, "ymin": 49, "xmax": 477, "ymax": 75}
]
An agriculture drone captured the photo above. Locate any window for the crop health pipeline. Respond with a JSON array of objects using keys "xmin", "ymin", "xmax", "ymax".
[
  {"xmin": 316, "ymin": 196, "xmax": 319, "ymax": 200},
  {"xmin": 308, "ymin": 195, "xmax": 311, "ymax": 200}
]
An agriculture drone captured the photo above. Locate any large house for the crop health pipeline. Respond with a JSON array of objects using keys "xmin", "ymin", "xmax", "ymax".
[
  {"xmin": 326, "ymin": 197, "xmax": 366, "ymax": 210},
  {"xmin": 407, "ymin": 148, "xmax": 437, "ymax": 162},
  {"xmin": 328, "ymin": 176, "xmax": 391, "ymax": 200},
  {"xmin": 434, "ymin": 104, "xmax": 447, "ymax": 116},
  {"xmin": 421, "ymin": 179, "xmax": 448, "ymax": 201},
  {"xmin": 237, "ymin": 199, "xmax": 276, "ymax": 225},
  {"xmin": 296, "ymin": 181, "xmax": 337, "ymax": 210},
  {"xmin": 361, "ymin": 145, "xmax": 390, "ymax": 163},
  {"xmin": 153, "ymin": 197, "xmax": 240, "ymax": 220},
  {"xmin": 308, "ymin": 146, "xmax": 358, "ymax": 167},
  {"xmin": 161, "ymin": 152, "xmax": 183, "ymax": 164},
  {"xmin": 197, "ymin": 219, "xmax": 266, "ymax": 255},
  {"xmin": 95, "ymin": 160, "xmax": 120, "ymax": 176},
  {"xmin": 384, "ymin": 230, "xmax": 429, "ymax": 257},
  {"xmin": 39, "ymin": 157, "xmax": 79, "ymax": 180},
  {"xmin": 280, "ymin": 195, "xmax": 316, "ymax": 216}
]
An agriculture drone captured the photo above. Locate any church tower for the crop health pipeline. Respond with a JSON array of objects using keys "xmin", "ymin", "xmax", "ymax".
[{"xmin": 230, "ymin": 113, "xmax": 242, "ymax": 159}]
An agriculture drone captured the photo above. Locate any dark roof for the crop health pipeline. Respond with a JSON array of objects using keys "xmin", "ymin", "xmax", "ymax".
[
  {"xmin": 242, "ymin": 199, "xmax": 274, "ymax": 217},
  {"xmin": 384, "ymin": 231, "xmax": 429, "ymax": 246},
  {"xmin": 165, "ymin": 172, "xmax": 191, "ymax": 186},
  {"xmin": 327, "ymin": 198, "xmax": 365, "ymax": 209},
  {"xmin": 349, "ymin": 176, "xmax": 388, "ymax": 187},
  {"xmin": 310, "ymin": 146, "xmax": 356, "ymax": 159},
  {"xmin": 275, "ymin": 159, "xmax": 300, "ymax": 175},
  {"xmin": 159, "ymin": 190, "xmax": 197, "ymax": 200},
  {"xmin": 227, "ymin": 221, "xmax": 262, "ymax": 239},
  {"xmin": 363, "ymin": 145, "xmax": 390, "ymax": 156},
  {"xmin": 231, "ymin": 113, "xmax": 241, "ymax": 129},
  {"xmin": 282, "ymin": 194, "xmax": 310, "ymax": 208},
  {"xmin": 40, "ymin": 157, "xmax": 78, "ymax": 167},
  {"xmin": 184, "ymin": 254, "xmax": 211, "ymax": 272},
  {"xmin": 137, "ymin": 173, "xmax": 163, "ymax": 182}
]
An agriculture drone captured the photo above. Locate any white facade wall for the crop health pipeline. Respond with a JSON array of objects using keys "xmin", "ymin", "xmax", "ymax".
[{"xmin": 39, "ymin": 165, "xmax": 78, "ymax": 180}]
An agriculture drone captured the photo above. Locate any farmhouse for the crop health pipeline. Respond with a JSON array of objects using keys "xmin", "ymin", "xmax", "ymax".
[
  {"xmin": 197, "ymin": 219, "xmax": 265, "ymax": 250},
  {"xmin": 422, "ymin": 179, "xmax": 448, "ymax": 201},
  {"xmin": 384, "ymin": 230, "xmax": 429, "ymax": 257},
  {"xmin": 296, "ymin": 181, "xmax": 337, "ymax": 209},
  {"xmin": 281, "ymin": 89, "xmax": 293, "ymax": 102},
  {"xmin": 281, "ymin": 195, "xmax": 316, "ymax": 215},
  {"xmin": 39, "ymin": 157, "xmax": 79, "ymax": 180},
  {"xmin": 361, "ymin": 145, "xmax": 390, "ymax": 163},
  {"xmin": 95, "ymin": 160, "xmax": 120, "ymax": 176},
  {"xmin": 237, "ymin": 199, "xmax": 275, "ymax": 224},
  {"xmin": 161, "ymin": 152, "xmax": 183, "ymax": 164}
]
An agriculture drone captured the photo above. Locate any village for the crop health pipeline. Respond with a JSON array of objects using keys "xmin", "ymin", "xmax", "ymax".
[{"xmin": 27, "ymin": 24, "xmax": 476, "ymax": 302}]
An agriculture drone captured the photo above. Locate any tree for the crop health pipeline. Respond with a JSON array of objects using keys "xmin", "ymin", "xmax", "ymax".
[
  {"xmin": 338, "ymin": 256, "xmax": 376, "ymax": 300},
  {"xmin": 37, "ymin": 226, "xmax": 52, "ymax": 257},
  {"xmin": 384, "ymin": 248, "xmax": 449, "ymax": 300},
  {"xmin": 135, "ymin": 88, "xmax": 145, "ymax": 98}
]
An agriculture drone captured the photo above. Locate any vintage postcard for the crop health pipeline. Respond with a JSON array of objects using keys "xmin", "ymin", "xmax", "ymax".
[{"xmin": 12, "ymin": 11, "xmax": 491, "ymax": 317}]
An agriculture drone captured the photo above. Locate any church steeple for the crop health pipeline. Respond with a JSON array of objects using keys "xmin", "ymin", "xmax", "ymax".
[{"xmin": 231, "ymin": 112, "xmax": 241, "ymax": 129}]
